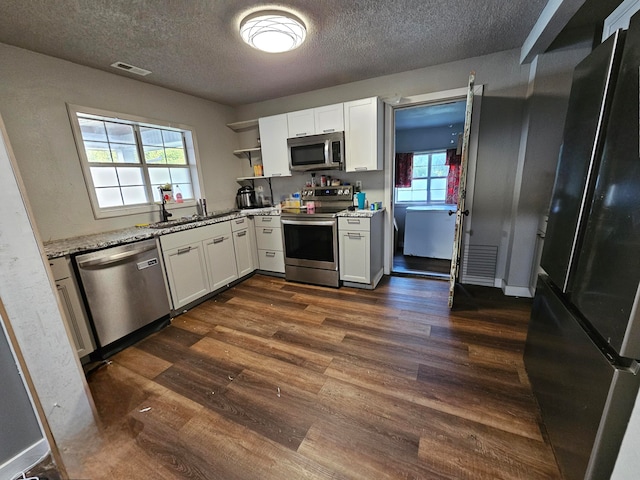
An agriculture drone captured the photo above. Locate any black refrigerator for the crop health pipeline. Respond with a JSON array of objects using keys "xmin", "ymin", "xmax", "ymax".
[{"xmin": 524, "ymin": 14, "xmax": 640, "ymax": 480}]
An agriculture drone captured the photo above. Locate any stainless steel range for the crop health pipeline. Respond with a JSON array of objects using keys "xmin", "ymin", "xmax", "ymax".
[{"xmin": 281, "ymin": 185, "xmax": 353, "ymax": 287}]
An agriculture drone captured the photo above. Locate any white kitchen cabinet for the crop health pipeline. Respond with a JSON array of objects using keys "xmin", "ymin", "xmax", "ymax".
[
  {"xmin": 344, "ymin": 97, "xmax": 383, "ymax": 172},
  {"xmin": 203, "ymin": 222, "xmax": 238, "ymax": 291},
  {"xmin": 287, "ymin": 109, "xmax": 315, "ymax": 137},
  {"xmin": 255, "ymin": 215, "xmax": 285, "ymax": 274},
  {"xmin": 259, "ymin": 114, "xmax": 290, "ymax": 178},
  {"xmin": 162, "ymin": 240, "xmax": 209, "ymax": 309},
  {"xmin": 231, "ymin": 216, "xmax": 257, "ymax": 278},
  {"xmin": 49, "ymin": 256, "xmax": 95, "ymax": 359},
  {"xmin": 287, "ymin": 103, "xmax": 344, "ymax": 137},
  {"xmin": 338, "ymin": 214, "xmax": 384, "ymax": 288}
]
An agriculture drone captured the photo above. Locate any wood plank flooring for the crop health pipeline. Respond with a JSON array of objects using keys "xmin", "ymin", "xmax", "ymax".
[{"xmin": 75, "ymin": 274, "xmax": 561, "ymax": 480}]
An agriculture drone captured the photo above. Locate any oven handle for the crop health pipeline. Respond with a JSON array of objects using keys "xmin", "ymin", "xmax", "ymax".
[{"xmin": 281, "ymin": 218, "xmax": 336, "ymax": 227}]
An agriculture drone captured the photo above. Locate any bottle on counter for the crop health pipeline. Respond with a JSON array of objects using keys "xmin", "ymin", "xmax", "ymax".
[
  {"xmin": 174, "ymin": 185, "xmax": 183, "ymax": 203},
  {"xmin": 320, "ymin": 175, "xmax": 327, "ymax": 187},
  {"xmin": 311, "ymin": 173, "xmax": 317, "ymax": 187}
]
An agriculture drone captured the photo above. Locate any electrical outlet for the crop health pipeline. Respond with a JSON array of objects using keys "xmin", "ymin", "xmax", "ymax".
[{"xmin": 356, "ymin": 180, "xmax": 362, "ymax": 189}]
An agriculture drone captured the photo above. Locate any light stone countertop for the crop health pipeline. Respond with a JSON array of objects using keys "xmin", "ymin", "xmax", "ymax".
[
  {"xmin": 43, "ymin": 207, "xmax": 281, "ymax": 259},
  {"xmin": 43, "ymin": 205, "xmax": 382, "ymax": 259}
]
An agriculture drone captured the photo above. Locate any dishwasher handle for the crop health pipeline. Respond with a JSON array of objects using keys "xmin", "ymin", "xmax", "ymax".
[{"xmin": 77, "ymin": 243, "xmax": 157, "ymax": 268}]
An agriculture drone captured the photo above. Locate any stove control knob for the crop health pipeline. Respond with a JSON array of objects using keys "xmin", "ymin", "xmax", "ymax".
[{"xmin": 337, "ymin": 189, "xmax": 343, "ymax": 195}]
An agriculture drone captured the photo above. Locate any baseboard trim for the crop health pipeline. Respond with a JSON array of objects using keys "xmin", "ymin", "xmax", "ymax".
[
  {"xmin": 0, "ymin": 439, "xmax": 49, "ymax": 480},
  {"xmin": 502, "ymin": 284, "xmax": 534, "ymax": 298}
]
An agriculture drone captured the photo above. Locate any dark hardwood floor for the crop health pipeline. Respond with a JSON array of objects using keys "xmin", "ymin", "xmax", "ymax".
[
  {"xmin": 393, "ymin": 251, "xmax": 451, "ymax": 277},
  {"xmin": 75, "ymin": 274, "xmax": 561, "ymax": 479}
]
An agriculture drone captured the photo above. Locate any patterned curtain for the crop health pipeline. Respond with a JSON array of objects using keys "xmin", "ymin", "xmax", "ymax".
[
  {"xmin": 445, "ymin": 149, "xmax": 461, "ymax": 204},
  {"xmin": 395, "ymin": 153, "xmax": 413, "ymax": 188}
]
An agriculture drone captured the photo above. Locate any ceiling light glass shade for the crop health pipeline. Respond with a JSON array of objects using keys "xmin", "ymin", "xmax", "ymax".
[{"xmin": 240, "ymin": 11, "xmax": 306, "ymax": 53}]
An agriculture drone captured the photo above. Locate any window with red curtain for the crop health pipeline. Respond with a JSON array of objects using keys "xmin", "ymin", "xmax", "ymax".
[
  {"xmin": 445, "ymin": 148, "xmax": 461, "ymax": 204},
  {"xmin": 395, "ymin": 150, "xmax": 449, "ymax": 203},
  {"xmin": 395, "ymin": 153, "xmax": 413, "ymax": 187}
]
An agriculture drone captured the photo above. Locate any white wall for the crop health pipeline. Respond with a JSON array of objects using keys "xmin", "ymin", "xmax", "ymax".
[{"xmin": 0, "ymin": 43, "xmax": 241, "ymax": 241}]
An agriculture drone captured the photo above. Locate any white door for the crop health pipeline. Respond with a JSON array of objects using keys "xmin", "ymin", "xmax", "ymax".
[{"xmin": 448, "ymin": 73, "xmax": 475, "ymax": 308}]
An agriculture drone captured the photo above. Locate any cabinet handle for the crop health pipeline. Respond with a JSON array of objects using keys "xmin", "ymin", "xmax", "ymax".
[
  {"xmin": 237, "ymin": 230, "xmax": 247, "ymax": 237},
  {"xmin": 295, "ymin": 132, "xmax": 308, "ymax": 137},
  {"xmin": 266, "ymin": 251, "xmax": 276, "ymax": 257},
  {"xmin": 262, "ymin": 217, "xmax": 272, "ymax": 222},
  {"xmin": 347, "ymin": 219, "xmax": 361, "ymax": 224},
  {"xmin": 235, "ymin": 219, "xmax": 245, "ymax": 225},
  {"xmin": 355, "ymin": 167, "xmax": 368, "ymax": 171},
  {"xmin": 263, "ymin": 228, "xmax": 273, "ymax": 234},
  {"xmin": 271, "ymin": 173, "xmax": 282, "ymax": 177},
  {"xmin": 177, "ymin": 246, "xmax": 191, "ymax": 255},
  {"xmin": 348, "ymin": 233, "xmax": 362, "ymax": 239},
  {"xmin": 322, "ymin": 128, "xmax": 335, "ymax": 133},
  {"xmin": 213, "ymin": 236, "xmax": 224, "ymax": 244}
]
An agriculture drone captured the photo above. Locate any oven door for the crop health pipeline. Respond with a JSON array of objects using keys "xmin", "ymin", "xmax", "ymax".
[{"xmin": 281, "ymin": 217, "xmax": 338, "ymax": 270}]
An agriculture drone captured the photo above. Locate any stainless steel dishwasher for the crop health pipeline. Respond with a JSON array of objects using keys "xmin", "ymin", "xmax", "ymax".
[{"xmin": 75, "ymin": 238, "xmax": 170, "ymax": 351}]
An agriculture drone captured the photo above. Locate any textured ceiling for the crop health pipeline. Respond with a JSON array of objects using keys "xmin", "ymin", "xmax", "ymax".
[{"xmin": 0, "ymin": 0, "xmax": 584, "ymax": 107}]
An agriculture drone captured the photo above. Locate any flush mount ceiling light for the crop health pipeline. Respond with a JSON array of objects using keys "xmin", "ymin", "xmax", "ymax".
[{"xmin": 240, "ymin": 10, "xmax": 306, "ymax": 53}]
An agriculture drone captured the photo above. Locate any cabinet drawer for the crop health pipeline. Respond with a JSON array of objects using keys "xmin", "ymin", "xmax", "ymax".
[
  {"xmin": 256, "ymin": 226, "xmax": 283, "ymax": 251},
  {"xmin": 160, "ymin": 221, "xmax": 231, "ymax": 250},
  {"xmin": 339, "ymin": 217, "xmax": 370, "ymax": 232},
  {"xmin": 49, "ymin": 256, "xmax": 70, "ymax": 280},
  {"xmin": 257, "ymin": 249, "xmax": 285, "ymax": 273},
  {"xmin": 230, "ymin": 216, "xmax": 249, "ymax": 232},
  {"xmin": 255, "ymin": 215, "xmax": 280, "ymax": 227}
]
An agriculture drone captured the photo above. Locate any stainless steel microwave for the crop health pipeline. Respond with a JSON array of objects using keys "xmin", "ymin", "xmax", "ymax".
[{"xmin": 287, "ymin": 131, "xmax": 344, "ymax": 172}]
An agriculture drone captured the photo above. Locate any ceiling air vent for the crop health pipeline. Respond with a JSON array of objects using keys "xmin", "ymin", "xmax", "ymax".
[{"xmin": 110, "ymin": 61, "xmax": 151, "ymax": 76}]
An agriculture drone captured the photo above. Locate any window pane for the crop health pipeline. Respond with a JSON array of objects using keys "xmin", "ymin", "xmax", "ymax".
[
  {"xmin": 144, "ymin": 146, "xmax": 166, "ymax": 164},
  {"xmin": 165, "ymin": 148, "xmax": 186, "ymax": 165},
  {"xmin": 411, "ymin": 190, "xmax": 426, "ymax": 201},
  {"xmin": 162, "ymin": 130, "xmax": 183, "ymax": 147},
  {"xmin": 413, "ymin": 155, "xmax": 429, "ymax": 167},
  {"xmin": 432, "ymin": 165, "xmax": 448, "ymax": 176},
  {"xmin": 431, "ymin": 178, "xmax": 447, "ymax": 190},
  {"xmin": 121, "ymin": 186, "xmax": 147, "ymax": 205},
  {"xmin": 111, "ymin": 143, "xmax": 140, "ymax": 164},
  {"xmin": 396, "ymin": 189, "xmax": 412, "ymax": 202},
  {"xmin": 140, "ymin": 127, "xmax": 164, "ymax": 146},
  {"xmin": 149, "ymin": 167, "xmax": 170, "ymax": 185},
  {"xmin": 95, "ymin": 187, "xmax": 123, "ymax": 207},
  {"xmin": 84, "ymin": 141, "xmax": 114, "ymax": 163},
  {"xmin": 116, "ymin": 167, "xmax": 144, "ymax": 186},
  {"xmin": 413, "ymin": 166, "xmax": 428, "ymax": 178},
  {"xmin": 105, "ymin": 122, "xmax": 135, "ymax": 144},
  {"xmin": 174, "ymin": 183, "xmax": 193, "ymax": 200},
  {"xmin": 78, "ymin": 118, "xmax": 107, "ymax": 142},
  {"xmin": 431, "ymin": 189, "xmax": 446, "ymax": 202},
  {"xmin": 413, "ymin": 179, "xmax": 428, "ymax": 190},
  {"xmin": 90, "ymin": 167, "xmax": 118, "ymax": 187},
  {"xmin": 169, "ymin": 167, "xmax": 191, "ymax": 184},
  {"xmin": 432, "ymin": 153, "xmax": 447, "ymax": 165}
]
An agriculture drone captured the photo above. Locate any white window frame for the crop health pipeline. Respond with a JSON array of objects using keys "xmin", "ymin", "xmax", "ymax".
[
  {"xmin": 394, "ymin": 149, "xmax": 450, "ymax": 205},
  {"xmin": 67, "ymin": 104, "xmax": 204, "ymax": 219}
]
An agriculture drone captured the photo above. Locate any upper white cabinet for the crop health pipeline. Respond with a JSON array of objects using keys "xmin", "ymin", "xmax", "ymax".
[
  {"xmin": 344, "ymin": 97, "xmax": 383, "ymax": 172},
  {"xmin": 287, "ymin": 103, "xmax": 344, "ymax": 137},
  {"xmin": 259, "ymin": 114, "xmax": 291, "ymax": 178}
]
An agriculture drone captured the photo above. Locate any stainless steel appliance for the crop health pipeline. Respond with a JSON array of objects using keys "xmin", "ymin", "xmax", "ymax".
[
  {"xmin": 236, "ymin": 185, "xmax": 258, "ymax": 209},
  {"xmin": 524, "ymin": 22, "xmax": 640, "ymax": 480},
  {"xmin": 287, "ymin": 131, "xmax": 344, "ymax": 172},
  {"xmin": 75, "ymin": 238, "xmax": 170, "ymax": 356},
  {"xmin": 281, "ymin": 185, "xmax": 353, "ymax": 287}
]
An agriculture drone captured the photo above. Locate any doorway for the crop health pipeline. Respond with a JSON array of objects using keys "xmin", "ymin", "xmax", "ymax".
[{"xmin": 391, "ymin": 100, "xmax": 466, "ymax": 278}]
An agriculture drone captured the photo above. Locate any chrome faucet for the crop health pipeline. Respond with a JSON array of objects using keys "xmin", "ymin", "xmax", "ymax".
[{"xmin": 159, "ymin": 187, "xmax": 172, "ymax": 223}]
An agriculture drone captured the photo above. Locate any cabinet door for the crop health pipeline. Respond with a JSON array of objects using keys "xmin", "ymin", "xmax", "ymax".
[
  {"xmin": 259, "ymin": 114, "xmax": 291, "ymax": 178},
  {"xmin": 339, "ymin": 230, "xmax": 370, "ymax": 283},
  {"xmin": 56, "ymin": 277, "xmax": 95, "ymax": 358},
  {"xmin": 314, "ymin": 104, "xmax": 344, "ymax": 133},
  {"xmin": 287, "ymin": 109, "xmax": 315, "ymax": 137},
  {"xmin": 204, "ymin": 234, "xmax": 238, "ymax": 291},
  {"xmin": 233, "ymin": 228, "xmax": 256, "ymax": 277},
  {"xmin": 344, "ymin": 97, "xmax": 383, "ymax": 172},
  {"xmin": 164, "ymin": 242, "xmax": 209, "ymax": 309}
]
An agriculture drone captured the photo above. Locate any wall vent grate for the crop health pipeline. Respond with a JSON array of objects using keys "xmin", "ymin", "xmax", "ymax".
[
  {"xmin": 110, "ymin": 62, "xmax": 152, "ymax": 76},
  {"xmin": 461, "ymin": 244, "xmax": 497, "ymax": 287}
]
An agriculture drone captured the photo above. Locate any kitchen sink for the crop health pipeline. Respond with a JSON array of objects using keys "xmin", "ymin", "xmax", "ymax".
[{"xmin": 148, "ymin": 210, "xmax": 240, "ymax": 229}]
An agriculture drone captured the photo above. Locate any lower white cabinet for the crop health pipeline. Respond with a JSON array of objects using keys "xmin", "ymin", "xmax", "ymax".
[
  {"xmin": 231, "ymin": 216, "xmax": 257, "ymax": 277},
  {"xmin": 255, "ymin": 215, "xmax": 285, "ymax": 273},
  {"xmin": 338, "ymin": 214, "xmax": 384, "ymax": 288},
  {"xmin": 160, "ymin": 220, "xmax": 243, "ymax": 310},
  {"xmin": 162, "ymin": 241, "xmax": 209, "ymax": 309},
  {"xmin": 49, "ymin": 256, "xmax": 96, "ymax": 359}
]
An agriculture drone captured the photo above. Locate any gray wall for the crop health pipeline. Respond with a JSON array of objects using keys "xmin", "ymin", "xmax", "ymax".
[
  {"xmin": 0, "ymin": 321, "xmax": 43, "ymax": 468},
  {"xmin": 395, "ymin": 123, "xmax": 464, "ymax": 152},
  {"xmin": 0, "ymin": 43, "xmax": 240, "ymax": 241}
]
